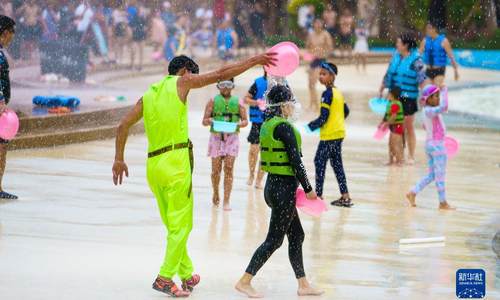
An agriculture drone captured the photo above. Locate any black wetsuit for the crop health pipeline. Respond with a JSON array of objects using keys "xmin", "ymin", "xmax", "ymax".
[{"xmin": 245, "ymin": 122, "xmax": 312, "ymax": 279}]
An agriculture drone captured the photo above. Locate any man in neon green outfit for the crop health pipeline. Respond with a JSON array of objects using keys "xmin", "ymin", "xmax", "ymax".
[{"xmin": 112, "ymin": 53, "xmax": 276, "ymax": 297}]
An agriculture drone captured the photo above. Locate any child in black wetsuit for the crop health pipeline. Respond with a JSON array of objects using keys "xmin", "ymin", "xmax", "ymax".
[{"xmin": 235, "ymin": 85, "xmax": 324, "ymax": 298}]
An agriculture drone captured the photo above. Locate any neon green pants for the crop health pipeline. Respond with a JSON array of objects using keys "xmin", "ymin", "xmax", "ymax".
[{"xmin": 147, "ymin": 148, "xmax": 193, "ymax": 280}]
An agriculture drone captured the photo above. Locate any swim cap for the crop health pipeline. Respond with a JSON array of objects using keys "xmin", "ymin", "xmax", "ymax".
[{"xmin": 421, "ymin": 84, "xmax": 439, "ymax": 104}]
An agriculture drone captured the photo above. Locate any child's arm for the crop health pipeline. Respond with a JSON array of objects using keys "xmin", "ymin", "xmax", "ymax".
[
  {"xmin": 308, "ymin": 89, "xmax": 333, "ymax": 131},
  {"xmin": 424, "ymin": 86, "xmax": 448, "ymax": 117},
  {"xmin": 238, "ymin": 103, "xmax": 249, "ymax": 128},
  {"xmin": 202, "ymin": 99, "xmax": 214, "ymax": 126}
]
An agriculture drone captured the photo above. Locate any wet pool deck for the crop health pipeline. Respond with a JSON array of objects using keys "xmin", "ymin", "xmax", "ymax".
[{"xmin": 1, "ymin": 64, "xmax": 499, "ymax": 299}]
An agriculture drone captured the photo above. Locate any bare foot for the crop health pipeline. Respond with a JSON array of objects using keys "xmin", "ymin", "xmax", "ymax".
[
  {"xmin": 406, "ymin": 192, "xmax": 416, "ymax": 207},
  {"xmin": 297, "ymin": 286, "xmax": 324, "ymax": 296},
  {"xmin": 384, "ymin": 161, "xmax": 394, "ymax": 166},
  {"xmin": 407, "ymin": 158, "xmax": 415, "ymax": 165},
  {"xmin": 439, "ymin": 202, "xmax": 456, "ymax": 210},
  {"xmin": 235, "ymin": 281, "xmax": 263, "ymax": 298},
  {"xmin": 223, "ymin": 203, "xmax": 232, "ymax": 211},
  {"xmin": 247, "ymin": 176, "xmax": 254, "ymax": 186},
  {"xmin": 254, "ymin": 182, "xmax": 263, "ymax": 190},
  {"xmin": 212, "ymin": 194, "xmax": 220, "ymax": 207}
]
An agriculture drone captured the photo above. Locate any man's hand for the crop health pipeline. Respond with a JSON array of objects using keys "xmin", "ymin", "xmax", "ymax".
[
  {"xmin": 253, "ymin": 52, "xmax": 278, "ymax": 67},
  {"xmin": 112, "ymin": 160, "xmax": 129, "ymax": 185},
  {"xmin": 454, "ymin": 68, "xmax": 459, "ymax": 81},
  {"xmin": 306, "ymin": 190, "xmax": 318, "ymax": 200}
]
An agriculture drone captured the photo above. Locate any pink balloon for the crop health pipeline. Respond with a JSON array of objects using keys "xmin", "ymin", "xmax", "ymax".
[
  {"xmin": 264, "ymin": 41, "xmax": 300, "ymax": 77},
  {"xmin": 0, "ymin": 109, "xmax": 19, "ymax": 140},
  {"xmin": 296, "ymin": 188, "xmax": 327, "ymax": 217},
  {"xmin": 373, "ymin": 124, "xmax": 389, "ymax": 140},
  {"xmin": 444, "ymin": 136, "xmax": 459, "ymax": 158}
]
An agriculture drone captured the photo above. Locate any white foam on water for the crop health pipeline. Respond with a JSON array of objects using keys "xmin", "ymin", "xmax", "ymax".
[{"xmin": 448, "ymin": 86, "xmax": 500, "ymax": 119}]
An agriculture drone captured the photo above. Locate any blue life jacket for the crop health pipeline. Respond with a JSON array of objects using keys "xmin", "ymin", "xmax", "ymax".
[
  {"xmin": 217, "ymin": 28, "xmax": 234, "ymax": 50},
  {"xmin": 423, "ymin": 34, "xmax": 447, "ymax": 67},
  {"xmin": 387, "ymin": 50, "xmax": 421, "ymax": 99},
  {"xmin": 249, "ymin": 76, "xmax": 267, "ymax": 123}
]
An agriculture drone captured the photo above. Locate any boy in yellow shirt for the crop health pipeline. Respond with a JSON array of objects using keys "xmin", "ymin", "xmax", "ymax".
[{"xmin": 307, "ymin": 62, "xmax": 352, "ymax": 207}]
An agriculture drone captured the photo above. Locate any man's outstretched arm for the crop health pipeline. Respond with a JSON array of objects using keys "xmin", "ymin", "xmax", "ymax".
[{"xmin": 177, "ymin": 53, "xmax": 276, "ymax": 101}]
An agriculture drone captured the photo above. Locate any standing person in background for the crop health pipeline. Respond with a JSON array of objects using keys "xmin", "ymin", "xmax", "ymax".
[
  {"xmin": 0, "ymin": 15, "xmax": 18, "ymax": 200},
  {"xmin": 338, "ymin": 9, "xmax": 354, "ymax": 58},
  {"xmin": 40, "ymin": 3, "xmax": 59, "ymax": 43},
  {"xmin": 306, "ymin": 19, "xmax": 333, "ymax": 111},
  {"xmin": 160, "ymin": 1, "xmax": 175, "ymax": 30},
  {"xmin": 322, "ymin": 3, "xmax": 338, "ymax": 43},
  {"xmin": 244, "ymin": 70, "xmax": 267, "ymax": 189},
  {"xmin": 74, "ymin": 0, "xmax": 94, "ymax": 43},
  {"xmin": 191, "ymin": 21, "xmax": 214, "ymax": 59},
  {"xmin": 420, "ymin": 22, "xmax": 459, "ymax": 87},
  {"xmin": 128, "ymin": 0, "xmax": 147, "ymax": 71},
  {"xmin": 150, "ymin": 8, "xmax": 167, "ymax": 54},
  {"xmin": 164, "ymin": 26, "xmax": 178, "ymax": 63},
  {"xmin": 216, "ymin": 19, "xmax": 238, "ymax": 63},
  {"xmin": 174, "ymin": 15, "xmax": 190, "ymax": 56},
  {"xmin": 249, "ymin": 2, "xmax": 266, "ymax": 52},
  {"xmin": 112, "ymin": 1, "xmax": 128, "ymax": 65},
  {"xmin": 353, "ymin": 19, "xmax": 369, "ymax": 73},
  {"xmin": 379, "ymin": 33, "xmax": 425, "ymax": 164},
  {"xmin": 18, "ymin": 0, "xmax": 41, "ymax": 60}
]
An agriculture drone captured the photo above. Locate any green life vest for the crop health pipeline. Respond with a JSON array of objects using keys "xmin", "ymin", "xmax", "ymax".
[
  {"xmin": 385, "ymin": 100, "xmax": 404, "ymax": 124},
  {"xmin": 211, "ymin": 94, "xmax": 241, "ymax": 133},
  {"xmin": 260, "ymin": 116, "xmax": 302, "ymax": 176},
  {"xmin": 142, "ymin": 75, "xmax": 189, "ymax": 153}
]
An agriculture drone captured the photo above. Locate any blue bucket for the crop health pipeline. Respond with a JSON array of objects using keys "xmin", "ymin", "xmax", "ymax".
[
  {"xmin": 369, "ymin": 97, "xmax": 389, "ymax": 115},
  {"xmin": 212, "ymin": 121, "xmax": 238, "ymax": 133}
]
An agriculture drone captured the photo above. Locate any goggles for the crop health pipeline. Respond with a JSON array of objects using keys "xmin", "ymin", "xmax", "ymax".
[{"xmin": 217, "ymin": 81, "xmax": 235, "ymax": 89}]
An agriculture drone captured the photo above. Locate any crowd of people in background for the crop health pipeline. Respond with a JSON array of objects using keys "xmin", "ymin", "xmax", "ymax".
[{"xmin": 0, "ymin": 0, "xmax": 270, "ymax": 81}]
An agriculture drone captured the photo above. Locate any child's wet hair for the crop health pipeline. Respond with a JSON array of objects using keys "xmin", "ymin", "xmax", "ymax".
[
  {"xmin": 267, "ymin": 85, "xmax": 292, "ymax": 105},
  {"xmin": 388, "ymin": 87, "xmax": 401, "ymax": 100}
]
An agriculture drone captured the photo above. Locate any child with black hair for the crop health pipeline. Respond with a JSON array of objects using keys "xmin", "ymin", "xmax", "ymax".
[
  {"xmin": 307, "ymin": 62, "xmax": 352, "ymax": 207},
  {"xmin": 235, "ymin": 85, "xmax": 323, "ymax": 298},
  {"xmin": 0, "ymin": 15, "xmax": 17, "ymax": 199},
  {"xmin": 379, "ymin": 87, "xmax": 404, "ymax": 166},
  {"xmin": 202, "ymin": 78, "xmax": 248, "ymax": 210}
]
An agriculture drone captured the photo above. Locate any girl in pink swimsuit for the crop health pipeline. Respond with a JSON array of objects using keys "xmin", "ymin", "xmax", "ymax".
[{"xmin": 407, "ymin": 84, "xmax": 454, "ymax": 210}]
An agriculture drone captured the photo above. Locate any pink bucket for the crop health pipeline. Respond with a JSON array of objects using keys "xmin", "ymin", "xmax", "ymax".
[
  {"xmin": 296, "ymin": 188, "xmax": 327, "ymax": 217},
  {"xmin": 0, "ymin": 109, "xmax": 19, "ymax": 140},
  {"xmin": 373, "ymin": 124, "xmax": 389, "ymax": 140},
  {"xmin": 444, "ymin": 136, "xmax": 459, "ymax": 158}
]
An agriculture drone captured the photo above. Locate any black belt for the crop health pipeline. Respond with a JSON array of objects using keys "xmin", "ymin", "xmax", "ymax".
[
  {"xmin": 261, "ymin": 162, "xmax": 291, "ymax": 167},
  {"xmin": 148, "ymin": 140, "xmax": 194, "ymax": 197},
  {"xmin": 260, "ymin": 147, "xmax": 286, "ymax": 152},
  {"xmin": 148, "ymin": 140, "xmax": 193, "ymax": 158}
]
